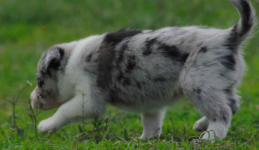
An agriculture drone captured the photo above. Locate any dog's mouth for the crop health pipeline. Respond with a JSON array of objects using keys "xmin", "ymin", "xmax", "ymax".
[
  {"xmin": 31, "ymin": 94, "xmax": 63, "ymax": 110},
  {"xmin": 31, "ymin": 94, "xmax": 43, "ymax": 109},
  {"xmin": 37, "ymin": 94, "xmax": 43, "ymax": 109}
]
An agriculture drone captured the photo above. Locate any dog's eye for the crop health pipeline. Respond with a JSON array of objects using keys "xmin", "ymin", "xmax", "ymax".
[{"xmin": 37, "ymin": 79, "xmax": 45, "ymax": 87}]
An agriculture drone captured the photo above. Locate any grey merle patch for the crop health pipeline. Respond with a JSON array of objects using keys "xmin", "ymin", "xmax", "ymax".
[
  {"xmin": 97, "ymin": 30, "xmax": 142, "ymax": 90},
  {"xmin": 142, "ymin": 38, "xmax": 156, "ymax": 56},
  {"xmin": 125, "ymin": 55, "xmax": 137, "ymax": 73},
  {"xmin": 199, "ymin": 47, "xmax": 207, "ymax": 53},
  {"xmin": 220, "ymin": 55, "xmax": 236, "ymax": 70},
  {"xmin": 105, "ymin": 29, "xmax": 142, "ymax": 45}
]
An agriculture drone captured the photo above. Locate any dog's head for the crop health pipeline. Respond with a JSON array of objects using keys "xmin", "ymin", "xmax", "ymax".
[{"xmin": 30, "ymin": 42, "xmax": 76, "ymax": 110}]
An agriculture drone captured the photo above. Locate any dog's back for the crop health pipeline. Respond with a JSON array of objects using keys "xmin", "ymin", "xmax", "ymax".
[{"xmin": 88, "ymin": 0, "xmax": 256, "ymax": 112}]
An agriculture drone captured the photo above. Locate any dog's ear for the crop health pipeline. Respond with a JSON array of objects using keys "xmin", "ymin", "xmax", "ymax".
[{"xmin": 41, "ymin": 47, "xmax": 65, "ymax": 73}]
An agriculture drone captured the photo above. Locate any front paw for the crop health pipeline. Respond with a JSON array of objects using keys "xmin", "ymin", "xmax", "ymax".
[
  {"xmin": 193, "ymin": 121, "xmax": 207, "ymax": 132},
  {"xmin": 38, "ymin": 117, "xmax": 59, "ymax": 132},
  {"xmin": 193, "ymin": 117, "xmax": 209, "ymax": 132}
]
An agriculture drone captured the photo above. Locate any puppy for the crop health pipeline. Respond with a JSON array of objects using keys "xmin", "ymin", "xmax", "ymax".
[{"xmin": 30, "ymin": 0, "xmax": 255, "ymax": 141}]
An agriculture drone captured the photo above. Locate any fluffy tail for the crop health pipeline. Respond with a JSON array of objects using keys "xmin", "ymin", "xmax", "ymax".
[{"xmin": 227, "ymin": 0, "xmax": 256, "ymax": 50}]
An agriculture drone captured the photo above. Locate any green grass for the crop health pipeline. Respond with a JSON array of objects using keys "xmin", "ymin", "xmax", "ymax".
[{"xmin": 0, "ymin": 0, "xmax": 259, "ymax": 149}]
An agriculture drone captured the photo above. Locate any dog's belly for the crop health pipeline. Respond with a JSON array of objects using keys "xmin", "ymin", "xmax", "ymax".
[
  {"xmin": 109, "ymin": 86, "xmax": 183, "ymax": 113},
  {"xmin": 107, "ymin": 74, "xmax": 183, "ymax": 112}
]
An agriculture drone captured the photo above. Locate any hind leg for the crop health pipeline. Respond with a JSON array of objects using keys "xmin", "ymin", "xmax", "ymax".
[
  {"xmin": 193, "ymin": 89, "xmax": 240, "ymax": 133},
  {"xmin": 179, "ymin": 47, "xmax": 242, "ymax": 141},
  {"xmin": 182, "ymin": 82, "xmax": 240, "ymax": 141},
  {"xmin": 180, "ymin": 67, "xmax": 240, "ymax": 141},
  {"xmin": 184, "ymin": 87, "xmax": 239, "ymax": 141}
]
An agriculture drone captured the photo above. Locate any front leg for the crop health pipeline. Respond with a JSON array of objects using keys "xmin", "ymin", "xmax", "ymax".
[
  {"xmin": 38, "ymin": 94, "xmax": 106, "ymax": 132},
  {"xmin": 140, "ymin": 108, "xmax": 166, "ymax": 140}
]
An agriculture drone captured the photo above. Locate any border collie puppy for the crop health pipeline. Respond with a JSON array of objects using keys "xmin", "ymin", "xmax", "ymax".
[{"xmin": 31, "ymin": 0, "xmax": 256, "ymax": 141}]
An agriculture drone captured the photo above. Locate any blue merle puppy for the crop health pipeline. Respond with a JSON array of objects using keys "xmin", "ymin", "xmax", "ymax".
[{"xmin": 30, "ymin": 0, "xmax": 256, "ymax": 141}]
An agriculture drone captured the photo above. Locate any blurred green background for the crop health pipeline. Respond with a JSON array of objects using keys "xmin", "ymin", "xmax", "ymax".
[{"xmin": 0, "ymin": 0, "xmax": 259, "ymax": 149}]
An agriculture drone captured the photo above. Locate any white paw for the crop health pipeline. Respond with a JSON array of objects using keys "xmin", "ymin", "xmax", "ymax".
[
  {"xmin": 139, "ymin": 130, "xmax": 161, "ymax": 140},
  {"xmin": 192, "ymin": 131, "xmax": 216, "ymax": 144},
  {"xmin": 193, "ymin": 117, "xmax": 209, "ymax": 132},
  {"xmin": 139, "ymin": 131, "xmax": 153, "ymax": 140},
  {"xmin": 200, "ymin": 131, "xmax": 216, "ymax": 143},
  {"xmin": 139, "ymin": 135, "xmax": 148, "ymax": 140},
  {"xmin": 193, "ymin": 121, "xmax": 207, "ymax": 132},
  {"xmin": 38, "ymin": 117, "xmax": 60, "ymax": 132}
]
